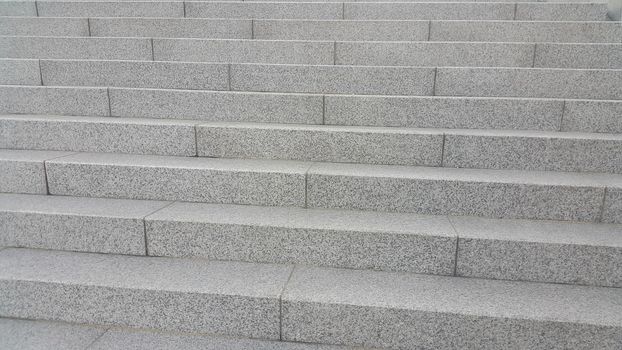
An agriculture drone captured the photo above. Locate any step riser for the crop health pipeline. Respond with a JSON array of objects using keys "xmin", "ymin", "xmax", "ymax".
[
  {"xmin": 0, "ymin": 150, "xmax": 73, "ymax": 195},
  {"xmin": 0, "ymin": 86, "xmax": 111, "ymax": 117},
  {"xmin": 0, "ymin": 1, "xmax": 35, "ymax": 16},
  {"xmin": 0, "ymin": 17, "xmax": 89, "ymax": 37}
]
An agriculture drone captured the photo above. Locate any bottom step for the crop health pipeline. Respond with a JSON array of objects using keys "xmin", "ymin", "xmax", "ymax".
[{"xmin": 0, "ymin": 248, "xmax": 620, "ymax": 349}]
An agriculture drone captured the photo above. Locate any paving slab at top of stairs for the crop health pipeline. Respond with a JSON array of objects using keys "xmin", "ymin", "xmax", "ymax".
[
  {"xmin": 0, "ymin": 193, "xmax": 170, "ymax": 254},
  {"xmin": 429, "ymin": 20, "xmax": 622, "ymax": 43},
  {"xmin": 0, "ymin": 114, "xmax": 199, "ymax": 156},
  {"xmin": 0, "ymin": 248, "xmax": 293, "ymax": 338},
  {"xmin": 0, "ymin": 149, "xmax": 74, "ymax": 195},
  {"xmin": 0, "ymin": 318, "xmax": 107, "ymax": 350},
  {"xmin": 281, "ymin": 265, "xmax": 622, "ymax": 349},
  {"xmin": 343, "ymin": 2, "xmax": 515, "ymax": 20},
  {"xmin": 36, "ymin": 1, "xmax": 185, "ymax": 17},
  {"xmin": 38, "ymin": 59, "xmax": 230, "ymax": 90},
  {"xmin": 145, "ymin": 201, "xmax": 456, "ymax": 273},
  {"xmin": 185, "ymin": 1, "xmax": 343, "ymax": 19},
  {"xmin": 45, "ymin": 152, "xmax": 310, "ymax": 206},
  {"xmin": 89, "ymin": 17, "xmax": 253, "ymax": 39},
  {"xmin": 0, "ymin": 36, "xmax": 153, "ymax": 61},
  {"xmin": 450, "ymin": 215, "xmax": 622, "ymax": 287},
  {"xmin": 0, "ymin": 17, "xmax": 89, "ymax": 36},
  {"xmin": 0, "ymin": 1, "xmax": 36, "ymax": 16},
  {"xmin": 0, "ymin": 85, "xmax": 110, "ymax": 117},
  {"xmin": 253, "ymin": 19, "xmax": 430, "ymax": 41}
]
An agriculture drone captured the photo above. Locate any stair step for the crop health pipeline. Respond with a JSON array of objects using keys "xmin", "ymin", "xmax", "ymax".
[
  {"xmin": 0, "ymin": 248, "xmax": 292, "ymax": 339},
  {"xmin": 0, "ymin": 248, "xmax": 620, "ymax": 348},
  {"xmin": 0, "ymin": 149, "xmax": 72, "ymax": 194},
  {"xmin": 282, "ymin": 265, "xmax": 622, "ymax": 349},
  {"xmin": 0, "ymin": 59, "xmax": 39, "ymax": 86},
  {"xmin": 0, "ymin": 115, "xmax": 199, "ymax": 156},
  {"xmin": 534, "ymin": 43, "xmax": 622, "ymax": 69},
  {"xmin": 36, "ymin": 1, "xmax": 185, "ymax": 18},
  {"xmin": 0, "ymin": 16, "xmax": 89, "ymax": 37},
  {"xmin": 0, "ymin": 193, "xmax": 170, "ymax": 255},
  {"xmin": 0, "ymin": 1, "xmax": 35, "ymax": 16},
  {"xmin": 185, "ymin": 1, "xmax": 343, "ymax": 20},
  {"xmin": 0, "ymin": 319, "xmax": 106, "ymax": 350},
  {"xmin": 0, "ymin": 86, "xmax": 110, "ymax": 117}
]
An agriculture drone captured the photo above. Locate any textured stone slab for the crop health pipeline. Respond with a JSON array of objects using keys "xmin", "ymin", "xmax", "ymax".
[
  {"xmin": 345, "ymin": 2, "xmax": 514, "ymax": 20},
  {"xmin": 146, "ymin": 202, "xmax": 456, "ymax": 274},
  {"xmin": 254, "ymin": 19, "xmax": 429, "ymax": 41},
  {"xmin": 0, "ymin": 115, "xmax": 197, "ymax": 156},
  {"xmin": 282, "ymin": 266, "xmax": 622, "ymax": 349},
  {"xmin": 0, "ymin": 1, "xmax": 36, "ymax": 16},
  {"xmin": 336, "ymin": 41, "xmax": 535, "ymax": 67},
  {"xmin": 325, "ymin": 95, "xmax": 563, "ymax": 131},
  {"xmin": 196, "ymin": 122, "xmax": 443, "ymax": 166},
  {"xmin": 443, "ymin": 129, "xmax": 622, "ymax": 173},
  {"xmin": 154, "ymin": 38, "xmax": 333, "ymax": 65},
  {"xmin": 0, "ymin": 248, "xmax": 292, "ymax": 338},
  {"xmin": 186, "ymin": 2, "xmax": 342, "ymax": 19},
  {"xmin": 435, "ymin": 67, "xmax": 622, "ymax": 100},
  {"xmin": 0, "ymin": 17, "xmax": 88, "ymax": 36},
  {"xmin": 562, "ymin": 99, "xmax": 622, "ymax": 133},
  {"xmin": 429, "ymin": 20, "xmax": 622, "ymax": 43},
  {"xmin": 47, "ymin": 152, "xmax": 309, "ymax": 206},
  {"xmin": 0, "ymin": 85, "xmax": 109, "ymax": 116},
  {"xmin": 37, "ymin": 1, "xmax": 184, "ymax": 17},
  {"xmin": 603, "ymin": 189, "xmax": 622, "ymax": 224},
  {"xmin": 306, "ymin": 163, "xmax": 619, "ymax": 221},
  {"xmin": 90, "ymin": 327, "xmax": 365, "ymax": 350},
  {"xmin": 535, "ymin": 43, "xmax": 622, "ymax": 69},
  {"xmin": 0, "ymin": 149, "xmax": 72, "ymax": 194},
  {"xmin": 231, "ymin": 64, "xmax": 435, "ymax": 95},
  {"xmin": 451, "ymin": 216, "xmax": 622, "ymax": 287},
  {"xmin": 0, "ymin": 59, "xmax": 40, "ymax": 85},
  {"xmin": 40, "ymin": 59, "xmax": 229, "ymax": 90},
  {"xmin": 109, "ymin": 87, "xmax": 322, "ymax": 124},
  {"xmin": 0, "ymin": 193, "xmax": 169, "ymax": 255},
  {"xmin": 0, "ymin": 318, "xmax": 106, "ymax": 350},
  {"xmin": 90, "ymin": 17, "xmax": 252, "ymax": 39},
  {"xmin": 516, "ymin": 3, "xmax": 608, "ymax": 21},
  {"xmin": 0, "ymin": 36, "xmax": 152, "ymax": 61}
]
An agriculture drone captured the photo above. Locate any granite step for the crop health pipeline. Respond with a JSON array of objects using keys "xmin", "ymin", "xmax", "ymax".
[
  {"xmin": 0, "ymin": 149, "xmax": 73, "ymax": 195},
  {"xmin": 0, "ymin": 248, "xmax": 620, "ymax": 349}
]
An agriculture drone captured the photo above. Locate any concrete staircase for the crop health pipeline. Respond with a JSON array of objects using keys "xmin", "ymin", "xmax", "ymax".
[{"xmin": 1, "ymin": 0, "xmax": 621, "ymax": 348}]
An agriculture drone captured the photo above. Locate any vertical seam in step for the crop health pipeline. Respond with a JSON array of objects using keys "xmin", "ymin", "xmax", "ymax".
[
  {"xmin": 84, "ymin": 328, "xmax": 110, "ymax": 350},
  {"xmin": 227, "ymin": 64, "xmax": 232, "ymax": 90},
  {"xmin": 447, "ymin": 217, "xmax": 460, "ymax": 276},
  {"xmin": 194, "ymin": 123, "xmax": 199, "ymax": 156},
  {"xmin": 513, "ymin": 3, "xmax": 517, "ymax": 20},
  {"xmin": 42, "ymin": 161, "xmax": 50, "ymax": 195},
  {"xmin": 598, "ymin": 188, "xmax": 608, "ymax": 223},
  {"xmin": 322, "ymin": 95, "xmax": 326, "ymax": 124},
  {"xmin": 531, "ymin": 43, "xmax": 537, "ymax": 68},
  {"xmin": 342, "ymin": 2, "xmax": 345, "ymax": 19},
  {"xmin": 427, "ymin": 21, "xmax": 432, "ymax": 41},
  {"xmin": 558, "ymin": 100, "xmax": 566, "ymax": 131},
  {"xmin": 106, "ymin": 87, "xmax": 112, "ymax": 116},
  {"xmin": 303, "ymin": 164, "xmax": 314, "ymax": 208},
  {"xmin": 431, "ymin": 67, "xmax": 437, "ymax": 96},
  {"xmin": 183, "ymin": 1, "xmax": 186, "ymax": 17},
  {"xmin": 440, "ymin": 133, "xmax": 446, "ymax": 167},
  {"xmin": 333, "ymin": 41, "xmax": 337, "ymax": 65},
  {"xmin": 37, "ymin": 59, "xmax": 43, "ymax": 85},
  {"xmin": 279, "ymin": 265, "xmax": 296, "ymax": 341},
  {"xmin": 87, "ymin": 18, "xmax": 91, "ymax": 36},
  {"xmin": 141, "ymin": 201, "xmax": 177, "ymax": 256},
  {"xmin": 150, "ymin": 38, "xmax": 155, "ymax": 61},
  {"xmin": 34, "ymin": 1, "xmax": 39, "ymax": 16},
  {"xmin": 251, "ymin": 19, "xmax": 254, "ymax": 39}
]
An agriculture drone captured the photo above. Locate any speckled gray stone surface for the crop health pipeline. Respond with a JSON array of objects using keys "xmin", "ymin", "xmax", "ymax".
[
  {"xmin": 197, "ymin": 122, "xmax": 443, "ymax": 166},
  {"xmin": 0, "ymin": 1, "xmax": 36, "ymax": 16},
  {"xmin": 0, "ymin": 248, "xmax": 292, "ymax": 339},
  {"xmin": 0, "ymin": 86, "xmax": 110, "ymax": 116},
  {"xmin": 516, "ymin": 3, "xmax": 608, "ymax": 21},
  {"xmin": 282, "ymin": 266, "xmax": 622, "ymax": 349},
  {"xmin": 451, "ymin": 216, "xmax": 622, "ymax": 287},
  {"xmin": 37, "ymin": 1, "xmax": 184, "ymax": 17},
  {"xmin": 46, "ymin": 152, "xmax": 309, "ymax": 206},
  {"xmin": 0, "ymin": 193, "xmax": 169, "ymax": 254},
  {"xmin": 325, "ymin": 95, "xmax": 563, "ymax": 130},
  {"xmin": 345, "ymin": 2, "xmax": 514, "ymax": 20},
  {"xmin": 0, "ymin": 149, "xmax": 72, "ymax": 194},
  {"xmin": 602, "ymin": 189, "xmax": 622, "ymax": 224},
  {"xmin": 443, "ymin": 129, "xmax": 622, "ymax": 173},
  {"xmin": 429, "ymin": 20, "xmax": 622, "ymax": 43},
  {"xmin": 306, "ymin": 163, "xmax": 618, "ymax": 221},
  {"xmin": 154, "ymin": 39, "xmax": 334, "ymax": 65},
  {"xmin": 335, "ymin": 41, "xmax": 535, "ymax": 67},
  {"xmin": 0, "ymin": 115, "xmax": 197, "ymax": 156},
  {"xmin": 0, "ymin": 17, "xmax": 88, "ymax": 36},
  {"xmin": 535, "ymin": 43, "xmax": 622, "ymax": 69},
  {"xmin": 0, "ymin": 318, "xmax": 106, "ymax": 350},
  {"xmin": 186, "ymin": 2, "xmax": 342, "ymax": 19},
  {"xmin": 0, "ymin": 59, "xmax": 40, "ymax": 85},
  {"xmin": 90, "ymin": 17, "xmax": 252, "ymax": 39},
  {"xmin": 230, "ymin": 64, "xmax": 435, "ymax": 96},
  {"xmin": 0, "ymin": 36, "xmax": 152, "ymax": 60},
  {"xmin": 562, "ymin": 99, "xmax": 622, "ymax": 133},
  {"xmin": 436, "ymin": 67, "xmax": 622, "ymax": 100},
  {"xmin": 109, "ymin": 87, "xmax": 322, "ymax": 124},
  {"xmin": 254, "ymin": 19, "xmax": 429, "ymax": 41},
  {"xmin": 145, "ymin": 202, "xmax": 456, "ymax": 274},
  {"xmin": 40, "ymin": 59, "xmax": 229, "ymax": 90}
]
